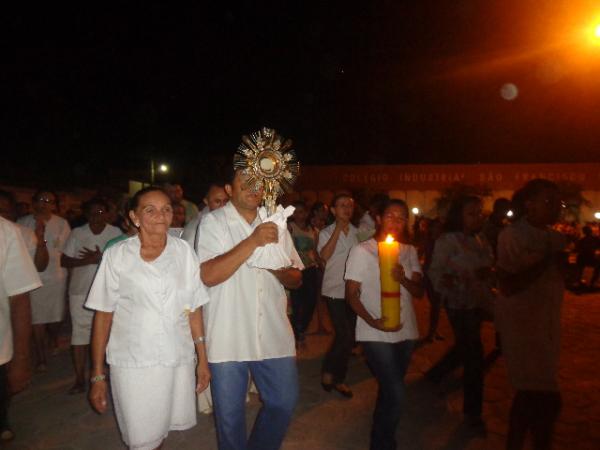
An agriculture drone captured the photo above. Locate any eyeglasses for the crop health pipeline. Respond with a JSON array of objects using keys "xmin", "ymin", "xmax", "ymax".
[{"xmin": 37, "ymin": 197, "xmax": 56, "ymax": 204}]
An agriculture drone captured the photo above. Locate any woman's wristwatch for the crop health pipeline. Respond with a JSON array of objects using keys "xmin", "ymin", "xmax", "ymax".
[{"xmin": 90, "ymin": 374, "xmax": 107, "ymax": 384}]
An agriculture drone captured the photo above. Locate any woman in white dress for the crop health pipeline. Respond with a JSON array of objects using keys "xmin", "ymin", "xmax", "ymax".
[
  {"xmin": 17, "ymin": 190, "xmax": 70, "ymax": 371},
  {"xmin": 86, "ymin": 187, "xmax": 210, "ymax": 450},
  {"xmin": 61, "ymin": 198, "xmax": 122, "ymax": 394}
]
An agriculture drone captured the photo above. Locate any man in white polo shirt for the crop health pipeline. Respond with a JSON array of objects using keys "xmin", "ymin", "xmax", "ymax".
[
  {"xmin": 198, "ymin": 168, "xmax": 303, "ymax": 450},
  {"xmin": 318, "ymin": 193, "xmax": 359, "ymax": 398},
  {"xmin": 181, "ymin": 181, "xmax": 229, "ymax": 252},
  {"xmin": 1, "ymin": 216, "xmax": 42, "ymax": 441}
]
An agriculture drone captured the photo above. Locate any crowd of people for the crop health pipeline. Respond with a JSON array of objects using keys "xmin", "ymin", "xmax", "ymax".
[{"xmin": 0, "ymin": 172, "xmax": 586, "ymax": 450}]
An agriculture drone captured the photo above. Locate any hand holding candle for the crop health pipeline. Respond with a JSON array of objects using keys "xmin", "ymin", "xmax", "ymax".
[{"xmin": 378, "ymin": 234, "xmax": 402, "ymax": 330}]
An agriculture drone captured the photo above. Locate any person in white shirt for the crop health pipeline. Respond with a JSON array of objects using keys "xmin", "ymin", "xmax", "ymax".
[
  {"xmin": 18, "ymin": 190, "xmax": 71, "ymax": 372},
  {"xmin": 0, "ymin": 216, "xmax": 42, "ymax": 442},
  {"xmin": 357, "ymin": 193, "xmax": 389, "ymax": 242},
  {"xmin": 86, "ymin": 187, "xmax": 210, "ymax": 450},
  {"xmin": 0, "ymin": 190, "xmax": 49, "ymax": 273},
  {"xmin": 181, "ymin": 181, "xmax": 229, "ymax": 415},
  {"xmin": 198, "ymin": 168, "xmax": 303, "ymax": 450},
  {"xmin": 164, "ymin": 183, "xmax": 199, "ymax": 225},
  {"xmin": 181, "ymin": 182, "xmax": 229, "ymax": 252},
  {"xmin": 345, "ymin": 199, "xmax": 424, "ymax": 450},
  {"xmin": 318, "ymin": 193, "xmax": 359, "ymax": 398},
  {"xmin": 60, "ymin": 198, "xmax": 122, "ymax": 394},
  {"xmin": 167, "ymin": 202, "xmax": 186, "ymax": 238}
]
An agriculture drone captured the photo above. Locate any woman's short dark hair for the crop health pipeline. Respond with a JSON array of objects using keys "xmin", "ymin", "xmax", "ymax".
[
  {"xmin": 444, "ymin": 195, "xmax": 482, "ymax": 233},
  {"xmin": 378, "ymin": 198, "xmax": 411, "ymax": 243},
  {"xmin": 310, "ymin": 201, "xmax": 327, "ymax": 213},
  {"xmin": 32, "ymin": 189, "xmax": 60, "ymax": 210},
  {"xmin": 82, "ymin": 197, "xmax": 109, "ymax": 215},
  {"xmin": 511, "ymin": 178, "xmax": 559, "ymax": 220},
  {"xmin": 292, "ymin": 200, "xmax": 307, "ymax": 209},
  {"xmin": 0, "ymin": 189, "xmax": 16, "ymax": 207},
  {"xmin": 128, "ymin": 186, "xmax": 169, "ymax": 212},
  {"xmin": 377, "ymin": 198, "xmax": 408, "ymax": 217},
  {"xmin": 331, "ymin": 193, "xmax": 353, "ymax": 208}
]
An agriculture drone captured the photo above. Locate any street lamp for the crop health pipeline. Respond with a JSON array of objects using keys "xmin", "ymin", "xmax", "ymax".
[
  {"xmin": 150, "ymin": 159, "xmax": 169, "ymax": 184},
  {"xmin": 583, "ymin": 19, "xmax": 600, "ymax": 46},
  {"xmin": 411, "ymin": 207, "xmax": 420, "ymax": 215}
]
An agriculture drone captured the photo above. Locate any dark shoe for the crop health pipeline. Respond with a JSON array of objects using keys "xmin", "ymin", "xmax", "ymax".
[
  {"xmin": 321, "ymin": 373, "xmax": 334, "ymax": 392},
  {"xmin": 321, "ymin": 382, "xmax": 334, "ymax": 392},
  {"xmin": 333, "ymin": 383, "xmax": 353, "ymax": 399}
]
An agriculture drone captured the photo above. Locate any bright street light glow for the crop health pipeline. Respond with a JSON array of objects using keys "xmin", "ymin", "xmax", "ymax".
[
  {"xmin": 411, "ymin": 207, "xmax": 420, "ymax": 215},
  {"xmin": 159, "ymin": 164, "xmax": 169, "ymax": 173},
  {"xmin": 594, "ymin": 212, "xmax": 600, "ymax": 220},
  {"xmin": 583, "ymin": 20, "xmax": 600, "ymax": 46},
  {"xmin": 507, "ymin": 210, "xmax": 514, "ymax": 218}
]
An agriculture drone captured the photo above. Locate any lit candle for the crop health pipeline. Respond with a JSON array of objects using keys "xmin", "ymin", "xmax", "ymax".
[{"xmin": 378, "ymin": 234, "xmax": 401, "ymax": 329}]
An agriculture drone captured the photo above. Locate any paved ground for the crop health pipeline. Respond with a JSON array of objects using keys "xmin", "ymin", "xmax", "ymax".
[{"xmin": 4, "ymin": 291, "xmax": 599, "ymax": 450}]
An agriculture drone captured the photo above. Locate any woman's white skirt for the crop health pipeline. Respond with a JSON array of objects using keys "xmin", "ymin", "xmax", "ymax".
[
  {"xmin": 69, "ymin": 294, "xmax": 94, "ymax": 345},
  {"xmin": 110, "ymin": 364, "xmax": 197, "ymax": 450},
  {"xmin": 30, "ymin": 281, "xmax": 66, "ymax": 324}
]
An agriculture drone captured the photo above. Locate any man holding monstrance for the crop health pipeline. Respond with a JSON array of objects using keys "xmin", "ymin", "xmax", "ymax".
[{"xmin": 197, "ymin": 128, "xmax": 303, "ymax": 450}]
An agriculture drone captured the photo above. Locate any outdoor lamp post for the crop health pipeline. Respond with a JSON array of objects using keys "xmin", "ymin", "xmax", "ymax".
[{"xmin": 150, "ymin": 159, "xmax": 169, "ymax": 184}]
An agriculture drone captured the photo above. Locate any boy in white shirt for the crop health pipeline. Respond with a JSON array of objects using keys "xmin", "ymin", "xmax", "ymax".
[{"xmin": 318, "ymin": 193, "xmax": 359, "ymax": 397}]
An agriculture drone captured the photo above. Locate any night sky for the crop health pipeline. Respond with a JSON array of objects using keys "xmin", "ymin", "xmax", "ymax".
[{"xmin": 3, "ymin": 1, "xmax": 600, "ymax": 192}]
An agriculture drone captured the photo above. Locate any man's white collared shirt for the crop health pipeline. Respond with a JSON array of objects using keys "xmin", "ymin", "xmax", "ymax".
[
  {"xmin": 196, "ymin": 201, "xmax": 303, "ymax": 363},
  {"xmin": 318, "ymin": 223, "xmax": 359, "ymax": 299},
  {"xmin": 85, "ymin": 235, "xmax": 209, "ymax": 368}
]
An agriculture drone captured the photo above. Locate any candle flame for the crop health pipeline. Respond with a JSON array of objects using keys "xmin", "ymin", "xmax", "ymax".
[{"xmin": 385, "ymin": 234, "xmax": 395, "ymax": 244}]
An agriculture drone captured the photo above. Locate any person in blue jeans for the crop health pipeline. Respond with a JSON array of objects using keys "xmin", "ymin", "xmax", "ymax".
[
  {"xmin": 345, "ymin": 199, "xmax": 424, "ymax": 450},
  {"xmin": 198, "ymin": 167, "xmax": 304, "ymax": 450}
]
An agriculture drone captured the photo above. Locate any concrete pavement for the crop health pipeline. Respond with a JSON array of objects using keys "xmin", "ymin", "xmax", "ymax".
[{"xmin": 4, "ymin": 291, "xmax": 599, "ymax": 449}]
